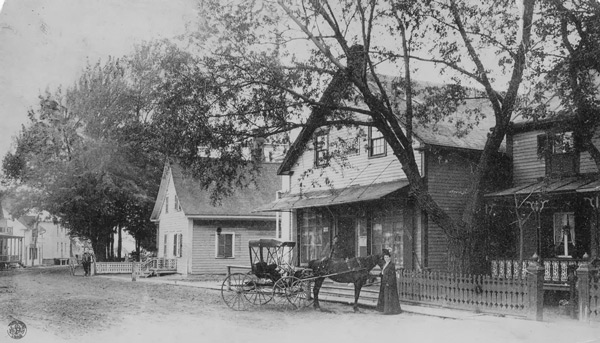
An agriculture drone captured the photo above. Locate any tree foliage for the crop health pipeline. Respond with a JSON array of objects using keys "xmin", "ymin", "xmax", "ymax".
[
  {"xmin": 191, "ymin": 0, "xmax": 536, "ymax": 272},
  {"xmin": 1, "ymin": 42, "xmax": 188, "ymax": 259}
]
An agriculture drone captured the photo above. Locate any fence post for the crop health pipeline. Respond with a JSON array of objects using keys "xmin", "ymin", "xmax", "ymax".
[
  {"xmin": 576, "ymin": 262, "xmax": 592, "ymax": 322},
  {"xmin": 526, "ymin": 259, "xmax": 544, "ymax": 321}
]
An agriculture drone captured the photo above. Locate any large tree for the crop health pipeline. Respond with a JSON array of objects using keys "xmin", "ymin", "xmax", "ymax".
[
  {"xmin": 186, "ymin": 0, "xmax": 536, "ymax": 272},
  {"xmin": 1, "ymin": 42, "xmax": 188, "ymax": 259},
  {"xmin": 530, "ymin": 1, "xmax": 600, "ymax": 165}
]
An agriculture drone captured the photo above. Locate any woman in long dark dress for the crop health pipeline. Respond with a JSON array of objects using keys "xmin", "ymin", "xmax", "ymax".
[{"xmin": 376, "ymin": 249, "xmax": 402, "ymax": 315}]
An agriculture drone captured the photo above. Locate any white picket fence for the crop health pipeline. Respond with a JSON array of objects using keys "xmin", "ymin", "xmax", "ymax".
[{"xmin": 94, "ymin": 262, "xmax": 134, "ymax": 274}]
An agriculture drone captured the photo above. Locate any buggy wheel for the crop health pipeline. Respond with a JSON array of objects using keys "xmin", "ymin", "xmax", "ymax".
[
  {"xmin": 287, "ymin": 278, "xmax": 314, "ymax": 309},
  {"xmin": 242, "ymin": 274, "xmax": 273, "ymax": 306},
  {"xmin": 221, "ymin": 273, "xmax": 250, "ymax": 311},
  {"xmin": 272, "ymin": 276, "xmax": 296, "ymax": 306}
]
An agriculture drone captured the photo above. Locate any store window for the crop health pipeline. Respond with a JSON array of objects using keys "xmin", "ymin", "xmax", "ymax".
[
  {"xmin": 298, "ymin": 209, "xmax": 331, "ymax": 264},
  {"xmin": 371, "ymin": 213, "xmax": 403, "ymax": 266}
]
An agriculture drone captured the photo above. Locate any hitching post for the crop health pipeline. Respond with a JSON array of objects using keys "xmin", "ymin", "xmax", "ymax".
[{"xmin": 526, "ymin": 256, "xmax": 544, "ymax": 321}]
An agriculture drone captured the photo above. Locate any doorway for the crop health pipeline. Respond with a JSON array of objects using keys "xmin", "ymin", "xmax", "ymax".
[{"xmin": 335, "ymin": 216, "xmax": 356, "ymax": 259}]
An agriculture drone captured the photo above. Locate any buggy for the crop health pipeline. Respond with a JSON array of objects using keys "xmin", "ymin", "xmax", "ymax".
[{"xmin": 220, "ymin": 239, "xmax": 313, "ymax": 311}]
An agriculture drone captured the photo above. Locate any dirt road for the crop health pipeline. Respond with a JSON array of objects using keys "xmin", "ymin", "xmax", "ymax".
[{"xmin": 1, "ymin": 267, "xmax": 599, "ymax": 343}]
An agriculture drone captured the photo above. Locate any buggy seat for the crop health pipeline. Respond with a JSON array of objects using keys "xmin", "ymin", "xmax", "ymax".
[{"xmin": 254, "ymin": 262, "xmax": 281, "ymax": 281}]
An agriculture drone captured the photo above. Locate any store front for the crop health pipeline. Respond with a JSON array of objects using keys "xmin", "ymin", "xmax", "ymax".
[{"xmin": 295, "ymin": 199, "xmax": 415, "ymax": 268}]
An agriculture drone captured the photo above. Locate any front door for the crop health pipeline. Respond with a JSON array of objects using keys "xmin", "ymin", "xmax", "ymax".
[{"xmin": 336, "ymin": 216, "xmax": 356, "ymax": 259}]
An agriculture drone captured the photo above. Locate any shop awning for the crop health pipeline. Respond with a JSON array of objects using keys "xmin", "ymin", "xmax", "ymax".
[
  {"xmin": 254, "ymin": 179, "xmax": 410, "ymax": 212},
  {"xmin": 485, "ymin": 175, "xmax": 600, "ymax": 198}
]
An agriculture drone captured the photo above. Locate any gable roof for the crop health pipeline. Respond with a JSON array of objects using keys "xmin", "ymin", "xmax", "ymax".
[
  {"xmin": 278, "ymin": 79, "xmax": 499, "ymax": 175},
  {"xmin": 150, "ymin": 161, "xmax": 280, "ymax": 221}
]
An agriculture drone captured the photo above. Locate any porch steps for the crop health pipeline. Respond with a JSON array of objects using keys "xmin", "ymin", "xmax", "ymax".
[{"xmin": 316, "ymin": 281, "xmax": 380, "ymax": 307}]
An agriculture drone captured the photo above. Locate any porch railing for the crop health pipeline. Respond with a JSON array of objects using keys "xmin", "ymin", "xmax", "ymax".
[
  {"xmin": 491, "ymin": 258, "xmax": 584, "ymax": 285},
  {"xmin": 0, "ymin": 255, "xmax": 21, "ymax": 262}
]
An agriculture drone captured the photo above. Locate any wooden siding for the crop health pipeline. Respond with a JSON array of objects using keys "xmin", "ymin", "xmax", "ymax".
[
  {"xmin": 287, "ymin": 125, "xmax": 422, "ymax": 194},
  {"xmin": 512, "ymin": 130, "xmax": 546, "ymax": 184},
  {"xmin": 156, "ymin": 168, "xmax": 192, "ymax": 274},
  {"xmin": 425, "ymin": 150, "xmax": 478, "ymax": 271},
  {"xmin": 191, "ymin": 220, "xmax": 276, "ymax": 274},
  {"xmin": 512, "ymin": 129, "xmax": 600, "ymax": 184},
  {"xmin": 580, "ymin": 130, "xmax": 600, "ymax": 174}
]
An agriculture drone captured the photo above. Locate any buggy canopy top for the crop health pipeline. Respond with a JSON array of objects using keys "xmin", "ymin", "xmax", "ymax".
[{"xmin": 248, "ymin": 239, "xmax": 296, "ymax": 249}]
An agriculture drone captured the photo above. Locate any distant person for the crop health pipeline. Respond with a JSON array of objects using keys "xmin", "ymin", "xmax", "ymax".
[
  {"xmin": 376, "ymin": 249, "xmax": 402, "ymax": 315},
  {"xmin": 81, "ymin": 249, "xmax": 94, "ymax": 277}
]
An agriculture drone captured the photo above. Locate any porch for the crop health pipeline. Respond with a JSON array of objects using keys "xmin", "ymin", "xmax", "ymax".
[
  {"xmin": 0, "ymin": 234, "xmax": 23, "ymax": 269},
  {"xmin": 491, "ymin": 258, "xmax": 584, "ymax": 291}
]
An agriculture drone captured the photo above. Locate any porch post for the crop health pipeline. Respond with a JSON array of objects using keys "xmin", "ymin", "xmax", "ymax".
[
  {"xmin": 584, "ymin": 195, "xmax": 600, "ymax": 258},
  {"xmin": 528, "ymin": 199, "xmax": 548, "ymax": 261},
  {"xmin": 526, "ymin": 258, "xmax": 544, "ymax": 321},
  {"xmin": 576, "ymin": 262, "xmax": 592, "ymax": 322}
]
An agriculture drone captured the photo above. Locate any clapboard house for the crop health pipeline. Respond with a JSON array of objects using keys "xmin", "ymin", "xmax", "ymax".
[
  {"xmin": 150, "ymin": 159, "xmax": 282, "ymax": 275},
  {"xmin": 257, "ymin": 85, "xmax": 505, "ymax": 272},
  {"xmin": 485, "ymin": 116, "xmax": 600, "ymax": 287}
]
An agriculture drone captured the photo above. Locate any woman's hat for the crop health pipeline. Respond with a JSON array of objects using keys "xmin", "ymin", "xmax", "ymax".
[{"xmin": 382, "ymin": 249, "xmax": 391, "ymax": 256}]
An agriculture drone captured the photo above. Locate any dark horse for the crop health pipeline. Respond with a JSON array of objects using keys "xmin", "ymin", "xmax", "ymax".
[{"xmin": 307, "ymin": 253, "xmax": 384, "ymax": 312}]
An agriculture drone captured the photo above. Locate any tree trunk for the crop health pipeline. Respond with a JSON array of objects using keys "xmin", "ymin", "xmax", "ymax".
[{"xmin": 117, "ymin": 226, "xmax": 122, "ymax": 260}]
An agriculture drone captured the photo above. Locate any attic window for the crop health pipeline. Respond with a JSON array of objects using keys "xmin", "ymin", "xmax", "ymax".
[
  {"xmin": 369, "ymin": 127, "xmax": 386, "ymax": 157},
  {"xmin": 314, "ymin": 131, "xmax": 329, "ymax": 167},
  {"xmin": 175, "ymin": 195, "xmax": 181, "ymax": 212},
  {"xmin": 165, "ymin": 191, "xmax": 169, "ymax": 214}
]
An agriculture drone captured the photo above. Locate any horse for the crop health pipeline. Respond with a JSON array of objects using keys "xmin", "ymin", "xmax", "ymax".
[{"xmin": 307, "ymin": 253, "xmax": 384, "ymax": 312}]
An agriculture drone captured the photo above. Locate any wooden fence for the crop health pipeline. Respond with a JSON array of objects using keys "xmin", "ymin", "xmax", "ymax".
[
  {"xmin": 576, "ymin": 263, "xmax": 600, "ymax": 322},
  {"xmin": 95, "ymin": 262, "xmax": 134, "ymax": 274},
  {"xmin": 398, "ymin": 262, "xmax": 545, "ymax": 320},
  {"xmin": 94, "ymin": 258, "xmax": 177, "ymax": 276}
]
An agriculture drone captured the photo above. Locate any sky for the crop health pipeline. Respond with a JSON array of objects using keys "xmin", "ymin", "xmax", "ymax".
[{"xmin": 0, "ymin": 0, "xmax": 199, "ymax": 160}]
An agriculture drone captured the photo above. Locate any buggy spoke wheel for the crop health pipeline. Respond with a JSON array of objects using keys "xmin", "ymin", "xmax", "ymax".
[
  {"xmin": 221, "ymin": 273, "xmax": 250, "ymax": 311},
  {"xmin": 242, "ymin": 274, "xmax": 273, "ymax": 305},
  {"xmin": 273, "ymin": 276, "xmax": 295, "ymax": 306},
  {"xmin": 287, "ymin": 278, "xmax": 314, "ymax": 309}
]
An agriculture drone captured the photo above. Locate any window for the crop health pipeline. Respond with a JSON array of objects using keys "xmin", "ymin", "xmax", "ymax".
[
  {"xmin": 298, "ymin": 209, "xmax": 330, "ymax": 264},
  {"xmin": 174, "ymin": 195, "xmax": 181, "ymax": 212},
  {"xmin": 369, "ymin": 127, "xmax": 386, "ymax": 157},
  {"xmin": 173, "ymin": 233, "xmax": 183, "ymax": 257},
  {"xmin": 538, "ymin": 131, "xmax": 579, "ymax": 176},
  {"xmin": 173, "ymin": 234, "xmax": 178, "ymax": 257},
  {"xmin": 314, "ymin": 131, "xmax": 329, "ymax": 167},
  {"xmin": 372, "ymin": 215, "xmax": 403, "ymax": 266},
  {"xmin": 554, "ymin": 212, "xmax": 575, "ymax": 257},
  {"xmin": 163, "ymin": 234, "xmax": 168, "ymax": 256},
  {"xmin": 216, "ymin": 233, "xmax": 234, "ymax": 258},
  {"xmin": 165, "ymin": 191, "xmax": 169, "ymax": 214},
  {"xmin": 178, "ymin": 233, "xmax": 183, "ymax": 257}
]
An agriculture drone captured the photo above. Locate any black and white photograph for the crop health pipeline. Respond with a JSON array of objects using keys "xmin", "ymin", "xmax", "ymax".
[{"xmin": 1, "ymin": 0, "xmax": 600, "ymax": 342}]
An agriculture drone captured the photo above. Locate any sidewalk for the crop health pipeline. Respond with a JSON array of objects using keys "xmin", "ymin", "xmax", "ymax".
[{"xmin": 98, "ymin": 274, "xmax": 515, "ymax": 320}]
